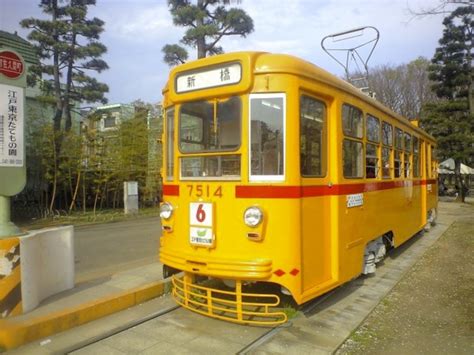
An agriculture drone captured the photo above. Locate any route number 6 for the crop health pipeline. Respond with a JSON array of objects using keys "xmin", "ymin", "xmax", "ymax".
[
  {"xmin": 190, "ymin": 202, "xmax": 213, "ymax": 227},
  {"xmin": 196, "ymin": 204, "xmax": 206, "ymax": 223}
]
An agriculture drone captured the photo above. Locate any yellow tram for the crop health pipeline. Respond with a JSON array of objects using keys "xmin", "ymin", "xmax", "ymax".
[{"xmin": 159, "ymin": 52, "xmax": 438, "ymax": 325}]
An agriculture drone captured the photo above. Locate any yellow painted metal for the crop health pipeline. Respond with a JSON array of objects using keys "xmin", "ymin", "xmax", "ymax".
[
  {"xmin": 0, "ymin": 237, "xmax": 22, "ymax": 318},
  {"xmin": 160, "ymin": 51, "xmax": 438, "ymax": 310},
  {"xmin": 172, "ymin": 274, "xmax": 287, "ymax": 326}
]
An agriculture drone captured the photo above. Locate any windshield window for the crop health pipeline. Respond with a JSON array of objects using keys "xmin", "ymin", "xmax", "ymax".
[
  {"xmin": 179, "ymin": 96, "xmax": 241, "ymax": 153},
  {"xmin": 181, "ymin": 155, "xmax": 240, "ymax": 179}
]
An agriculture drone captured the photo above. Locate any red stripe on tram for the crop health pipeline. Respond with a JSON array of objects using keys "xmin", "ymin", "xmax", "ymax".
[
  {"xmin": 163, "ymin": 184, "xmax": 180, "ymax": 196},
  {"xmin": 235, "ymin": 179, "xmax": 437, "ymax": 199}
]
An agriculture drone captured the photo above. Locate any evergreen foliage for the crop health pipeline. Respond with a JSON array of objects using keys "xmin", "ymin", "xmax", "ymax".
[
  {"xmin": 162, "ymin": 0, "xmax": 254, "ymax": 65},
  {"xmin": 421, "ymin": 6, "xmax": 473, "ymax": 202},
  {"xmin": 21, "ymin": 0, "xmax": 109, "ymax": 132}
]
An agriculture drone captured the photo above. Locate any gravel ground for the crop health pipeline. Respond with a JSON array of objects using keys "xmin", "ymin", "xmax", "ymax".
[{"xmin": 337, "ymin": 202, "xmax": 474, "ymax": 355}]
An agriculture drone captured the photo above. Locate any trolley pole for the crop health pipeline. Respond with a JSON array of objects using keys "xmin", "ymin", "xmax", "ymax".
[{"xmin": 0, "ymin": 48, "xmax": 27, "ymax": 238}]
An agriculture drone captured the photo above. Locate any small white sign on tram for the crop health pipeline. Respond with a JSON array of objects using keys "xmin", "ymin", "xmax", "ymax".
[
  {"xmin": 189, "ymin": 202, "xmax": 214, "ymax": 246},
  {"xmin": 0, "ymin": 84, "xmax": 24, "ymax": 167},
  {"xmin": 176, "ymin": 62, "xmax": 241, "ymax": 93},
  {"xmin": 347, "ymin": 193, "xmax": 364, "ymax": 208}
]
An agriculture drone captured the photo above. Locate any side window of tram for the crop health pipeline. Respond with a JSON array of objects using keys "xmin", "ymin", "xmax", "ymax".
[
  {"xmin": 166, "ymin": 107, "xmax": 175, "ymax": 180},
  {"xmin": 413, "ymin": 136, "xmax": 420, "ymax": 178},
  {"xmin": 366, "ymin": 115, "xmax": 380, "ymax": 179},
  {"xmin": 394, "ymin": 127, "xmax": 403, "ymax": 178},
  {"xmin": 382, "ymin": 121, "xmax": 393, "ymax": 179},
  {"xmin": 300, "ymin": 96, "xmax": 326, "ymax": 176},
  {"xmin": 342, "ymin": 104, "xmax": 363, "ymax": 178},
  {"xmin": 404, "ymin": 132, "xmax": 412, "ymax": 178},
  {"xmin": 250, "ymin": 94, "xmax": 285, "ymax": 178}
]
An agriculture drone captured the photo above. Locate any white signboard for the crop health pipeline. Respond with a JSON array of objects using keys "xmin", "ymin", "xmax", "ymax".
[
  {"xmin": 189, "ymin": 202, "xmax": 214, "ymax": 247},
  {"xmin": 347, "ymin": 193, "xmax": 364, "ymax": 208},
  {"xmin": 0, "ymin": 84, "xmax": 23, "ymax": 167},
  {"xmin": 176, "ymin": 63, "xmax": 241, "ymax": 93},
  {"xmin": 190, "ymin": 227, "xmax": 213, "ymax": 247},
  {"xmin": 127, "ymin": 181, "xmax": 138, "ymax": 196}
]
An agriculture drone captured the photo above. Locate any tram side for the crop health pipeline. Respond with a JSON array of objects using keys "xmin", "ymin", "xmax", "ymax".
[{"xmin": 294, "ymin": 68, "xmax": 438, "ymax": 303}]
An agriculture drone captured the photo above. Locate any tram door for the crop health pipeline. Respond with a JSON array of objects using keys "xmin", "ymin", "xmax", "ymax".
[{"xmin": 299, "ymin": 95, "xmax": 332, "ymax": 292}]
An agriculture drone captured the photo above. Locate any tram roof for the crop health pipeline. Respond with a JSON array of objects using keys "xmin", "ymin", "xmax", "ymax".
[{"xmin": 164, "ymin": 51, "xmax": 435, "ymax": 142}]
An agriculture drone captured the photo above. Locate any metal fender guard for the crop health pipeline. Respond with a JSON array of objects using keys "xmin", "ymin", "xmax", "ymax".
[{"xmin": 172, "ymin": 273, "xmax": 288, "ymax": 326}]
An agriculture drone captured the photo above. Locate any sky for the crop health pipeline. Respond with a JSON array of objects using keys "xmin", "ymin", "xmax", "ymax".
[{"xmin": 0, "ymin": 0, "xmax": 455, "ymax": 105}]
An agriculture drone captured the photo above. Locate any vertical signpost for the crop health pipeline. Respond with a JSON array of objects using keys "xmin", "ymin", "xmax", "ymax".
[{"xmin": 0, "ymin": 49, "xmax": 26, "ymax": 238}]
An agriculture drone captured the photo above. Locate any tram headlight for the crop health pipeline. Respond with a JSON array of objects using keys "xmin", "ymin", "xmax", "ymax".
[
  {"xmin": 243, "ymin": 206, "xmax": 263, "ymax": 227},
  {"xmin": 159, "ymin": 202, "xmax": 173, "ymax": 220}
]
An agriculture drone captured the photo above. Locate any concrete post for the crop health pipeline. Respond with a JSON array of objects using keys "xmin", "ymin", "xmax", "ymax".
[{"xmin": 0, "ymin": 195, "xmax": 21, "ymax": 238}]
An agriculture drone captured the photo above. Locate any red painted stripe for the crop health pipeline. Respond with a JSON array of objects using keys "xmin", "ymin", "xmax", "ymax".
[
  {"xmin": 163, "ymin": 184, "xmax": 180, "ymax": 196},
  {"xmin": 235, "ymin": 179, "xmax": 437, "ymax": 199}
]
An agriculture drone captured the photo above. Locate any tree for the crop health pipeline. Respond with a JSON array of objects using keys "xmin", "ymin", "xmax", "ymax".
[
  {"xmin": 21, "ymin": 0, "xmax": 109, "ymax": 132},
  {"xmin": 21, "ymin": 0, "xmax": 109, "ymax": 213},
  {"xmin": 421, "ymin": 6, "xmax": 474, "ymax": 202},
  {"xmin": 162, "ymin": 0, "xmax": 254, "ymax": 65},
  {"xmin": 369, "ymin": 57, "xmax": 438, "ymax": 119}
]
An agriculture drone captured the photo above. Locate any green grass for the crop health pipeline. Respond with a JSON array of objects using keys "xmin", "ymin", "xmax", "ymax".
[{"xmin": 281, "ymin": 303, "xmax": 299, "ymax": 319}]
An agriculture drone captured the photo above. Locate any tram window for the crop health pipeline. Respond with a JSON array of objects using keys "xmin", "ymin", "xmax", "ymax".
[
  {"xmin": 250, "ymin": 93, "xmax": 285, "ymax": 180},
  {"xmin": 179, "ymin": 96, "xmax": 241, "ymax": 153},
  {"xmin": 180, "ymin": 155, "xmax": 240, "ymax": 179},
  {"xmin": 404, "ymin": 152, "xmax": 411, "ymax": 178},
  {"xmin": 426, "ymin": 144, "xmax": 431, "ymax": 178},
  {"xmin": 166, "ymin": 107, "xmax": 175, "ymax": 181},
  {"xmin": 394, "ymin": 151, "xmax": 402, "ymax": 178},
  {"xmin": 300, "ymin": 96, "xmax": 326, "ymax": 177},
  {"xmin": 404, "ymin": 132, "xmax": 412, "ymax": 152},
  {"xmin": 395, "ymin": 128, "xmax": 403, "ymax": 150},
  {"xmin": 382, "ymin": 147, "xmax": 391, "ymax": 178},
  {"xmin": 413, "ymin": 137, "xmax": 419, "ymax": 177},
  {"xmin": 342, "ymin": 104, "xmax": 363, "ymax": 138},
  {"xmin": 343, "ymin": 139, "xmax": 363, "ymax": 178},
  {"xmin": 366, "ymin": 115, "xmax": 380, "ymax": 143},
  {"xmin": 431, "ymin": 146, "xmax": 438, "ymax": 177},
  {"xmin": 382, "ymin": 122, "xmax": 393, "ymax": 146},
  {"xmin": 366, "ymin": 143, "xmax": 378, "ymax": 179}
]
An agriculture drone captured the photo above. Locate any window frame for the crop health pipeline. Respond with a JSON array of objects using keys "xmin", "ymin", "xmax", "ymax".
[
  {"xmin": 165, "ymin": 107, "xmax": 175, "ymax": 181},
  {"xmin": 300, "ymin": 94, "xmax": 327, "ymax": 178},
  {"xmin": 342, "ymin": 104, "xmax": 363, "ymax": 139},
  {"xmin": 343, "ymin": 138, "xmax": 364, "ymax": 179},
  {"xmin": 178, "ymin": 96, "xmax": 242, "ymax": 154},
  {"xmin": 365, "ymin": 142, "xmax": 379, "ymax": 179},
  {"xmin": 366, "ymin": 115, "xmax": 381, "ymax": 143},
  {"xmin": 249, "ymin": 92, "xmax": 286, "ymax": 182},
  {"xmin": 382, "ymin": 121, "xmax": 393, "ymax": 147}
]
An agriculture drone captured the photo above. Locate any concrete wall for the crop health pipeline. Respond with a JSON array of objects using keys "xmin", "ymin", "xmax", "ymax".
[
  {"xmin": 20, "ymin": 226, "xmax": 75, "ymax": 313},
  {"xmin": 0, "ymin": 225, "xmax": 74, "ymax": 318}
]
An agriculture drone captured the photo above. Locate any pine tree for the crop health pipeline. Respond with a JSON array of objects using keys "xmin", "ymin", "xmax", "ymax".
[
  {"xmin": 21, "ymin": 0, "xmax": 109, "ymax": 132},
  {"xmin": 162, "ymin": 0, "xmax": 254, "ymax": 65},
  {"xmin": 421, "ymin": 6, "xmax": 474, "ymax": 202}
]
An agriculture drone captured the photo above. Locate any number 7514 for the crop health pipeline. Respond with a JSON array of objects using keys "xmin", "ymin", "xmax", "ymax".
[{"xmin": 187, "ymin": 184, "xmax": 223, "ymax": 198}]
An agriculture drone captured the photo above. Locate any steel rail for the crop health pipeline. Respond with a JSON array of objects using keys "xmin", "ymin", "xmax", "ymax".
[
  {"xmin": 236, "ymin": 289, "xmax": 338, "ymax": 354},
  {"xmin": 58, "ymin": 304, "xmax": 180, "ymax": 355}
]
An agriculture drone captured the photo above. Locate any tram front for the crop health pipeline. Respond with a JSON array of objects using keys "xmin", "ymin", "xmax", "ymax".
[{"xmin": 159, "ymin": 52, "xmax": 302, "ymax": 325}]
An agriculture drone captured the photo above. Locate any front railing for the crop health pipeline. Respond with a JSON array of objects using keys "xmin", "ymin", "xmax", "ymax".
[{"xmin": 172, "ymin": 273, "xmax": 287, "ymax": 326}]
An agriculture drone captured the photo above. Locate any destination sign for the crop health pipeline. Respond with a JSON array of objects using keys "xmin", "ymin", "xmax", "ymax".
[{"xmin": 176, "ymin": 62, "xmax": 241, "ymax": 93}]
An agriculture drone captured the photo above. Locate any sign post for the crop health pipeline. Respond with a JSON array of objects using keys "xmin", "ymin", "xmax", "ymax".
[{"xmin": 0, "ymin": 49, "xmax": 26, "ymax": 238}]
